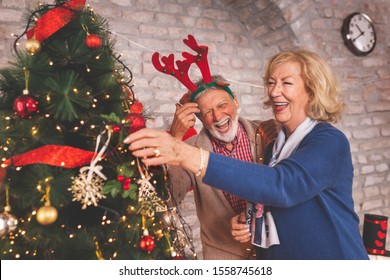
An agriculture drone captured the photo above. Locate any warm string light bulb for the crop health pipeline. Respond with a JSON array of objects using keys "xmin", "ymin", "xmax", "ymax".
[{"xmin": 31, "ymin": 126, "xmax": 38, "ymax": 136}]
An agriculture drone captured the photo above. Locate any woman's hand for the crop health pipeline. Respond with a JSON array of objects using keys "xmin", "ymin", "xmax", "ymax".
[
  {"xmin": 124, "ymin": 128, "xmax": 209, "ymax": 176},
  {"xmin": 231, "ymin": 212, "xmax": 251, "ymax": 243},
  {"xmin": 124, "ymin": 128, "xmax": 184, "ymax": 166}
]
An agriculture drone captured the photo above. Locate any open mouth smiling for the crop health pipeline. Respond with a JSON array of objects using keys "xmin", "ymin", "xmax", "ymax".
[
  {"xmin": 214, "ymin": 118, "xmax": 231, "ymax": 133},
  {"xmin": 274, "ymin": 102, "xmax": 289, "ymax": 112}
]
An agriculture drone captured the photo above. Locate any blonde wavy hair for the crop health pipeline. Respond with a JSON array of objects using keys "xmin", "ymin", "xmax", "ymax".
[{"xmin": 263, "ymin": 49, "xmax": 344, "ymax": 123}]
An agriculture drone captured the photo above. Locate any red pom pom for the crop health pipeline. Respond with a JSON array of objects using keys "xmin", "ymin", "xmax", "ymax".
[
  {"xmin": 85, "ymin": 34, "xmax": 101, "ymax": 49},
  {"xmin": 123, "ymin": 178, "xmax": 131, "ymax": 191},
  {"xmin": 112, "ymin": 125, "xmax": 121, "ymax": 133},
  {"xmin": 13, "ymin": 95, "xmax": 39, "ymax": 118},
  {"xmin": 139, "ymin": 235, "xmax": 155, "ymax": 252},
  {"xmin": 126, "ymin": 113, "xmax": 146, "ymax": 133},
  {"xmin": 130, "ymin": 101, "xmax": 143, "ymax": 114},
  {"xmin": 117, "ymin": 175, "xmax": 125, "ymax": 182}
]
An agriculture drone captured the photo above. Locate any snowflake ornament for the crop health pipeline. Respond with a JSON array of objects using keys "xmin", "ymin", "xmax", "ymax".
[
  {"xmin": 69, "ymin": 170, "xmax": 106, "ymax": 209},
  {"xmin": 68, "ymin": 129, "xmax": 111, "ymax": 209}
]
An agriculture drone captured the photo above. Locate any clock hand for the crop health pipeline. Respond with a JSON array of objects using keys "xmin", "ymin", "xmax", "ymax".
[
  {"xmin": 352, "ymin": 32, "xmax": 363, "ymax": 42},
  {"xmin": 352, "ymin": 25, "xmax": 365, "ymax": 42},
  {"xmin": 356, "ymin": 24, "xmax": 363, "ymax": 34}
]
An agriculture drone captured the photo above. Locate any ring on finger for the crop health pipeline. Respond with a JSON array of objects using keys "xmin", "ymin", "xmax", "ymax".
[{"xmin": 153, "ymin": 148, "xmax": 161, "ymax": 157}]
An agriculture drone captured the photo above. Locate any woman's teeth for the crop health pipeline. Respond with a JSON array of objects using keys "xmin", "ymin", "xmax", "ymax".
[{"xmin": 275, "ymin": 102, "xmax": 288, "ymax": 111}]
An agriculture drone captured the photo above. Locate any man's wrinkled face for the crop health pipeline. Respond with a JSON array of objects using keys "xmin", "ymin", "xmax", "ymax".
[{"xmin": 196, "ymin": 89, "xmax": 239, "ymax": 143}]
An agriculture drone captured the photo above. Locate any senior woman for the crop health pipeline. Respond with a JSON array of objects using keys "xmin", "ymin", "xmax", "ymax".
[{"xmin": 124, "ymin": 49, "xmax": 369, "ymax": 260}]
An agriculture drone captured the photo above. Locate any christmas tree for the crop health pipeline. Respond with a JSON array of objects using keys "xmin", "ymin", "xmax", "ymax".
[{"xmin": 0, "ymin": 0, "xmax": 195, "ymax": 260}]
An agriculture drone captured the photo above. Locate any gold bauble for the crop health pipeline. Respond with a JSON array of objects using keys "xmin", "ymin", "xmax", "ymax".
[
  {"xmin": 36, "ymin": 205, "xmax": 58, "ymax": 225},
  {"xmin": 24, "ymin": 38, "xmax": 41, "ymax": 55}
]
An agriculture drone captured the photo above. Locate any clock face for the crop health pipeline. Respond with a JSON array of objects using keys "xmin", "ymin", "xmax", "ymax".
[
  {"xmin": 348, "ymin": 14, "xmax": 375, "ymax": 53},
  {"xmin": 342, "ymin": 13, "xmax": 376, "ymax": 56}
]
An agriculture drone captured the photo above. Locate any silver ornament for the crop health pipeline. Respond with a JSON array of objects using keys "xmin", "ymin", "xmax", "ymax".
[{"xmin": 0, "ymin": 212, "xmax": 18, "ymax": 236}]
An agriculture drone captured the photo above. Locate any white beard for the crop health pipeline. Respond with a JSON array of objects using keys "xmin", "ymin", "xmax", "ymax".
[{"xmin": 208, "ymin": 115, "xmax": 239, "ymax": 143}]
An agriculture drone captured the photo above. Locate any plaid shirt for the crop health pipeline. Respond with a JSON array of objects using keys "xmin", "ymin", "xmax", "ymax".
[{"xmin": 210, "ymin": 122, "xmax": 253, "ymax": 214}]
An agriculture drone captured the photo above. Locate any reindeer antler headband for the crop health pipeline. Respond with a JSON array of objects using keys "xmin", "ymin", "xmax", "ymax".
[{"xmin": 152, "ymin": 34, "xmax": 234, "ymax": 102}]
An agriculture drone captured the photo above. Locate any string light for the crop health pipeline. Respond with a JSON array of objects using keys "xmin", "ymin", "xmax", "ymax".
[
  {"xmin": 110, "ymin": 30, "xmax": 264, "ymax": 89},
  {"xmin": 31, "ymin": 126, "xmax": 38, "ymax": 136},
  {"xmin": 1, "ymin": 6, "xmax": 196, "ymax": 261}
]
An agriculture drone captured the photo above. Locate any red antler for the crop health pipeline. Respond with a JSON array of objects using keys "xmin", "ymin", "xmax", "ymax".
[
  {"xmin": 151, "ymin": 34, "xmax": 213, "ymax": 93},
  {"xmin": 182, "ymin": 34, "xmax": 212, "ymax": 84},
  {"xmin": 152, "ymin": 52, "xmax": 198, "ymax": 92}
]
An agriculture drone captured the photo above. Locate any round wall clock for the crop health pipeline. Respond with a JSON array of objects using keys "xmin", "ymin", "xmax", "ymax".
[{"xmin": 341, "ymin": 12, "xmax": 376, "ymax": 56}]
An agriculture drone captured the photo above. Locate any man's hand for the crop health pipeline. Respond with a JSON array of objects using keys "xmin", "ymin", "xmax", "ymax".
[
  {"xmin": 170, "ymin": 102, "xmax": 200, "ymax": 139},
  {"xmin": 258, "ymin": 119, "xmax": 280, "ymax": 146},
  {"xmin": 231, "ymin": 212, "xmax": 251, "ymax": 243}
]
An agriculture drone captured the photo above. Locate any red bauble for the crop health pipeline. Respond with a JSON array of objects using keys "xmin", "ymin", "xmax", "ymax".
[
  {"xmin": 85, "ymin": 34, "xmax": 101, "ymax": 49},
  {"xmin": 139, "ymin": 235, "xmax": 155, "ymax": 252},
  {"xmin": 130, "ymin": 101, "xmax": 143, "ymax": 114},
  {"xmin": 13, "ymin": 95, "xmax": 39, "ymax": 118},
  {"xmin": 126, "ymin": 113, "xmax": 146, "ymax": 133}
]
